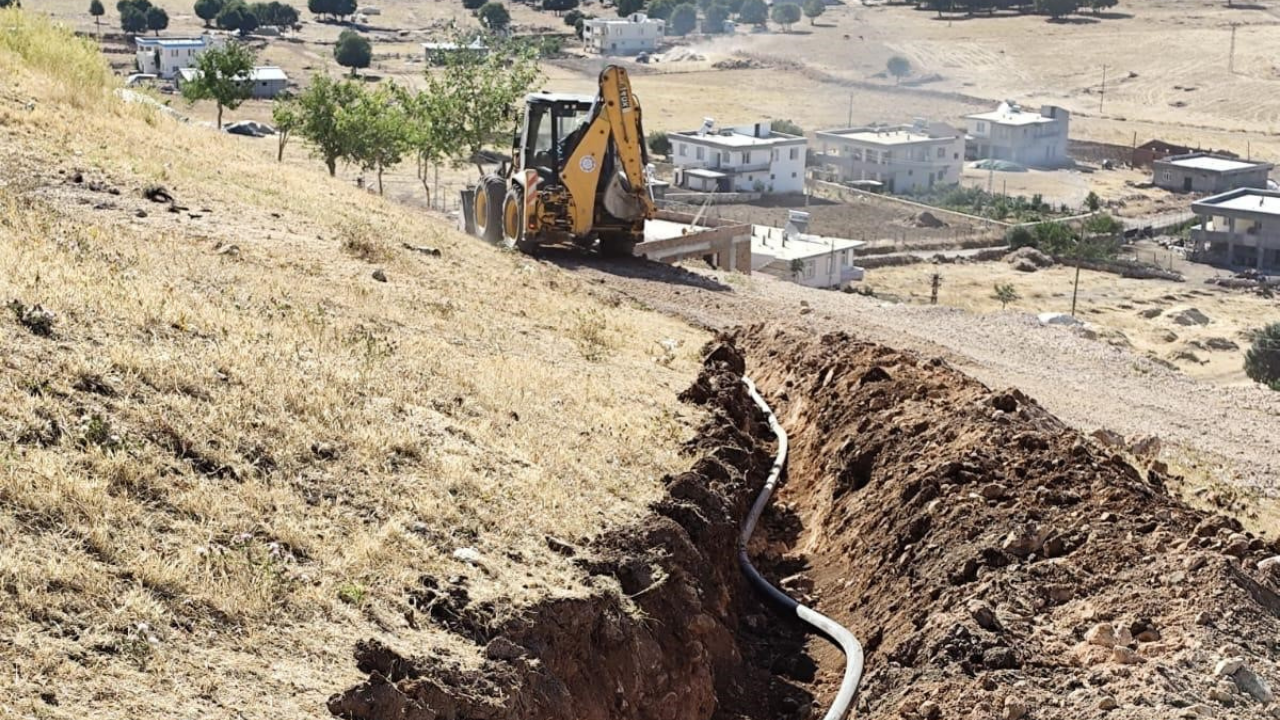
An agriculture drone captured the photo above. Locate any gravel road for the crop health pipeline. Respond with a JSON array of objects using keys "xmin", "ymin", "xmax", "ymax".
[{"xmin": 554, "ymin": 252, "xmax": 1280, "ymax": 498}]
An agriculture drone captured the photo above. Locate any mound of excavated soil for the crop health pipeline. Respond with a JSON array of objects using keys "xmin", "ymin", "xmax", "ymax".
[{"xmin": 736, "ymin": 326, "xmax": 1280, "ymax": 719}]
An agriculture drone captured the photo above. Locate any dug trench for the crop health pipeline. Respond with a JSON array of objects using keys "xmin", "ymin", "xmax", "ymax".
[{"xmin": 331, "ymin": 327, "xmax": 1280, "ymax": 720}]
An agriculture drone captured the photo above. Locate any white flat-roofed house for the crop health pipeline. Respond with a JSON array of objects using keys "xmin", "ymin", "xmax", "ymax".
[
  {"xmin": 1153, "ymin": 153, "xmax": 1272, "ymax": 194},
  {"xmin": 750, "ymin": 210, "xmax": 866, "ymax": 288},
  {"xmin": 668, "ymin": 120, "xmax": 807, "ymax": 194},
  {"xmin": 135, "ymin": 34, "xmax": 225, "ymax": 79},
  {"xmin": 177, "ymin": 65, "xmax": 290, "ymax": 98},
  {"xmin": 814, "ymin": 120, "xmax": 963, "ymax": 194},
  {"xmin": 582, "ymin": 13, "xmax": 664, "ymax": 56},
  {"xmin": 1191, "ymin": 188, "xmax": 1280, "ymax": 270},
  {"xmin": 965, "ymin": 101, "xmax": 1070, "ymax": 167}
]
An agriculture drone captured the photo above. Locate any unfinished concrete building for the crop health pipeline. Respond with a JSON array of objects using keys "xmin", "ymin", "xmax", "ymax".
[
  {"xmin": 1153, "ymin": 153, "xmax": 1273, "ymax": 194},
  {"xmin": 1191, "ymin": 188, "xmax": 1280, "ymax": 270},
  {"xmin": 814, "ymin": 120, "xmax": 964, "ymax": 193}
]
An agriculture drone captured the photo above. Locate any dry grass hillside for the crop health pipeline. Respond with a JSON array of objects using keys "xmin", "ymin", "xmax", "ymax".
[{"xmin": 0, "ymin": 11, "xmax": 707, "ymax": 718}]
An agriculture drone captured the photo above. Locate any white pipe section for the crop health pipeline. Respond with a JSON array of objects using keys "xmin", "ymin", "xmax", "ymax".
[{"xmin": 740, "ymin": 375, "xmax": 864, "ymax": 720}]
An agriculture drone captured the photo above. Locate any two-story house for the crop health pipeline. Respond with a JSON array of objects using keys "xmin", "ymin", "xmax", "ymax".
[
  {"xmin": 668, "ymin": 120, "xmax": 807, "ymax": 194},
  {"xmin": 964, "ymin": 102, "xmax": 1070, "ymax": 168},
  {"xmin": 814, "ymin": 120, "xmax": 964, "ymax": 193},
  {"xmin": 135, "ymin": 35, "xmax": 224, "ymax": 80},
  {"xmin": 582, "ymin": 13, "xmax": 664, "ymax": 56},
  {"xmin": 1191, "ymin": 188, "xmax": 1280, "ymax": 271}
]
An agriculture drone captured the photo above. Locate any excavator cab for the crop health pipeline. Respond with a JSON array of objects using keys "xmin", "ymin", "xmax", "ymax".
[{"xmin": 470, "ymin": 65, "xmax": 655, "ymax": 256}]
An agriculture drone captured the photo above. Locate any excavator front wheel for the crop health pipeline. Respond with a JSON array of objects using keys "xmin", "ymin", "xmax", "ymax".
[{"xmin": 474, "ymin": 176, "xmax": 505, "ymax": 244}]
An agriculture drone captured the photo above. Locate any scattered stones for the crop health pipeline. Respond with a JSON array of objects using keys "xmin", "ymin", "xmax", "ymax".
[
  {"xmin": 969, "ymin": 600, "xmax": 1002, "ymax": 631},
  {"xmin": 1128, "ymin": 435, "xmax": 1162, "ymax": 458},
  {"xmin": 919, "ymin": 700, "xmax": 941, "ymax": 719},
  {"xmin": 1113, "ymin": 646, "xmax": 1142, "ymax": 664},
  {"xmin": 1138, "ymin": 308, "xmax": 1163, "ymax": 319},
  {"xmin": 983, "ymin": 645, "xmax": 1019, "ymax": 669},
  {"xmin": 372, "ymin": 268, "xmax": 388, "ymax": 282},
  {"xmin": 1170, "ymin": 308, "xmax": 1211, "ymax": 326},
  {"xmin": 1092, "ymin": 428, "xmax": 1125, "ymax": 448},
  {"xmin": 1098, "ymin": 695, "xmax": 1119, "ymax": 711},
  {"xmin": 1214, "ymin": 657, "xmax": 1244, "ymax": 677},
  {"xmin": 1005, "ymin": 246, "xmax": 1053, "ymax": 268},
  {"xmin": 1013, "ymin": 258, "xmax": 1040, "ymax": 273},
  {"xmin": 143, "ymin": 184, "xmax": 175, "ymax": 204},
  {"xmin": 7, "ymin": 300, "xmax": 55, "ymax": 337},
  {"xmin": 980, "ymin": 483, "xmax": 1008, "ymax": 501},
  {"xmin": 452, "ymin": 547, "xmax": 482, "ymax": 565},
  {"xmin": 1003, "ymin": 695, "xmax": 1027, "ymax": 720},
  {"xmin": 1256, "ymin": 556, "xmax": 1280, "ymax": 572},
  {"xmin": 401, "ymin": 243, "xmax": 443, "ymax": 257},
  {"xmin": 1204, "ymin": 337, "xmax": 1239, "ymax": 351},
  {"xmin": 1223, "ymin": 533, "xmax": 1250, "ymax": 558}
]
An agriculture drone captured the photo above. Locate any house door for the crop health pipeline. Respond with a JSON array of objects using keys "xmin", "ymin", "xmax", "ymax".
[{"xmin": 1183, "ymin": 176, "xmax": 1193, "ymax": 192}]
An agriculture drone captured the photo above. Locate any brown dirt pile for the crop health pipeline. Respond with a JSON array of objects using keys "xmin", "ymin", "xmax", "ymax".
[
  {"xmin": 329, "ymin": 341, "xmax": 818, "ymax": 720},
  {"xmin": 736, "ymin": 326, "xmax": 1280, "ymax": 719}
]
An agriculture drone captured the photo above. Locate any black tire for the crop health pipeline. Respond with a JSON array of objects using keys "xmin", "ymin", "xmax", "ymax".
[
  {"xmin": 474, "ymin": 176, "xmax": 505, "ymax": 244},
  {"xmin": 501, "ymin": 185, "xmax": 528, "ymax": 252}
]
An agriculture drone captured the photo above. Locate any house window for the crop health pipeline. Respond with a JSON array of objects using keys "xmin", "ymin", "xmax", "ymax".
[
  {"xmin": 1162, "ymin": 171, "xmax": 1171, "ymax": 181},
  {"xmin": 977, "ymin": 122, "xmax": 986, "ymax": 133},
  {"xmin": 770, "ymin": 174, "xmax": 775, "ymax": 180},
  {"xmin": 791, "ymin": 172, "xmax": 797, "ymax": 178},
  {"xmin": 696, "ymin": 146, "xmax": 704, "ymax": 160},
  {"xmin": 742, "ymin": 150, "xmax": 751, "ymax": 164},
  {"xmin": 790, "ymin": 147, "xmax": 799, "ymax": 160},
  {"xmin": 805, "ymin": 262, "xmax": 815, "ymax": 279},
  {"xmin": 678, "ymin": 144, "xmax": 686, "ymax": 157},
  {"xmin": 936, "ymin": 147, "xmax": 945, "ymax": 158}
]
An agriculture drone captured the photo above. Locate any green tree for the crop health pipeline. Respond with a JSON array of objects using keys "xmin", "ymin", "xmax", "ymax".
[
  {"xmin": 1089, "ymin": 0, "xmax": 1116, "ymax": 12},
  {"xmin": 1084, "ymin": 190, "xmax": 1100, "ymax": 212},
  {"xmin": 886, "ymin": 54, "xmax": 910, "ymax": 82},
  {"xmin": 770, "ymin": 2, "xmax": 800, "ymax": 31},
  {"xmin": 616, "ymin": 0, "xmax": 643, "ymax": 14},
  {"xmin": 119, "ymin": 1, "xmax": 149, "ymax": 34},
  {"xmin": 1245, "ymin": 323, "xmax": 1280, "ymax": 390},
  {"xmin": 217, "ymin": 0, "xmax": 260, "ymax": 33},
  {"xmin": 145, "ymin": 5, "xmax": 168, "ymax": 33},
  {"xmin": 543, "ymin": 0, "xmax": 577, "ymax": 13},
  {"xmin": 478, "ymin": 1, "xmax": 511, "ymax": 30},
  {"xmin": 271, "ymin": 95, "xmax": 298, "ymax": 162},
  {"xmin": 992, "ymin": 283, "xmax": 1020, "ymax": 309},
  {"xmin": 333, "ymin": 0, "xmax": 356, "ymax": 18},
  {"xmin": 704, "ymin": 1, "xmax": 730, "ymax": 31},
  {"xmin": 1082, "ymin": 212, "xmax": 1123, "ymax": 236},
  {"xmin": 802, "ymin": 0, "xmax": 824, "ymax": 23},
  {"xmin": 344, "ymin": 84, "xmax": 411, "ymax": 195},
  {"xmin": 563, "ymin": 8, "xmax": 583, "ymax": 24},
  {"xmin": 1005, "ymin": 225, "xmax": 1033, "ymax": 249},
  {"xmin": 647, "ymin": 130, "xmax": 671, "ymax": 156},
  {"xmin": 90, "ymin": 0, "xmax": 105, "ymax": 30},
  {"xmin": 180, "ymin": 41, "xmax": 255, "ymax": 128},
  {"xmin": 194, "ymin": 0, "xmax": 225, "ymax": 25},
  {"xmin": 1035, "ymin": 0, "xmax": 1076, "ymax": 18},
  {"xmin": 771, "ymin": 118, "xmax": 802, "ymax": 135},
  {"xmin": 250, "ymin": 1, "xmax": 299, "ymax": 25},
  {"xmin": 462, "ymin": 0, "xmax": 485, "ymax": 9},
  {"xmin": 668, "ymin": 2, "xmax": 697, "ymax": 32},
  {"xmin": 334, "ymin": 29, "xmax": 372, "ymax": 75},
  {"xmin": 647, "ymin": 0, "xmax": 679, "ymax": 18},
  {"xmin": 737, "ymin": 0, "xmax": 767, "ymax": 24},
  {"xmin": 574, "ymin": 14, "xmax": 587, "ymax": 36},
  {"xmin": 292, "ymin": 74, "xmax": 363, "ymax": 175}
]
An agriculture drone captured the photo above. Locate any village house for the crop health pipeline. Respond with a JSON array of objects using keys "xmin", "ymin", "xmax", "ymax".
[
  {"xmin": 1191, "ymin": 187, "xmax": 1280, "ymax": 270},
  {"xmin": 751, "ymin": 211, "xmax": 865, "ymax": 288},
  {"xmin": 582, "ymin": 13, "xmax": 664, "ymax": 55},
  {"xmin": 814, "ymin": 120, "xmax": 964, "ymax": 194},
  {"xmin": 1152, "ymin": 153, "xmax": 1272, "ymax": 194},
  {"xmin": 964, "ymin": 101, "xmax": 1070, "ymax": 168},
  {"xmin": 177, "ymin": 66, "xmax": 290, "ymax": 99},
  {"xmin": 668, "ymin": 119, "xmax": 807, "ymax": 194},
  {"xmin": 421, "ymin": 37, "xmax": 488, "ymax": 65},
  {"xmin": 135, "ymin": 34, "xmax": 224, "ymax": 79}
]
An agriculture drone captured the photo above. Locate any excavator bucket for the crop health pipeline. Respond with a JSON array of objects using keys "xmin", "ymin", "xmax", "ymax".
[{"xmin": 603, "ymin": 170, "xmax": 645, "ymax": 222}]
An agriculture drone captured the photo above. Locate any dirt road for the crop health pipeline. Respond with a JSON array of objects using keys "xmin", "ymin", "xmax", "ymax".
[{"xmin": 553, "ymin": 253, "xmax": 1280, "ymax": 515}]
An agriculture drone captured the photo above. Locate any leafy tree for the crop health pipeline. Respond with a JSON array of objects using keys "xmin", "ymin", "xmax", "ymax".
[
  {"xmin": 1035, "ymin": 0, "xmax": 1076, "ymax": 18},
  {"xmin": 737, "ymin": 0, "xmax": 767, "ymax": 24},
  {"xmin": 992, "ymin": 283, "xmax": 1019, "ymax": 309},
  {"xmin": 307, "ymin": 0, "xmax": 354, "ymax": 19},
  {"xmin": 647, "ymin": 130, "xmax": 671, "ymax": 156},
  {"xmin": 723, "ymin": 0, "xmax": 744, "ymax": 12},
  {"xmin": 646, "ymin": 0, "xmax": 679, "ymax": 18},
  {"xmin": 1245, "ymin": 323, "xmax": 1280, "ymax": 390},
  {"xmin": 1005, "ymin": 225, "xmax": 1033, "ymax": 249},
  {"xmin": 802, "ymin": 0, "xmax": 824, "ymax": 23},
  {"xmin": 543, "ymin": 0, "xmax": 577, "ymax": 13},
  {"xmin": 563, "ymin": 7, "xmax": 583, "ymax": 24},
  {"xmin": 1083, "ymin": 212, "xmax": 1123, "ymax": 235},
  {"xmin": 770, "ymin": 2, "xmax": 800, "ymax": 31},
  {"xmin": 332, "ymin": 0, "xmax": 356, "ymax": 17},
  {"xmin": 1089, "ymin": 0, "xmax": 1116, "ymax": 11},
  {"xmin": 344, "ymin": 84, "xmax": 411, "ymax": 195},
  {"xmin": 90, "ymin": 0, "xmax": 106, "ymax": 30},
  {"xmin": 462, "ymin": 0, "xmax": 485, "ymax": 8},
  {"xmin": 1084, "ymin": 190, "xmax": 1100, "ymax": 212},
  {"xmin": 704, "ymin": 1, "xmax": 730, "ymax": 31},
  {"xmin": 886, "ymin": 54, "xmax": 910, "ymax": 82},
  {"xmin": 271, "ymin": 95, "xmax": 298, "ymax": 162},
  {"xmin": 120, "ymin": 5, "xmax": 148, "ymax": 33},
  {"xmin": 292, "ymin": 74, "xmax": 363, "ymax": 175},
  {"xmin": 771, "ymin": 118, "xmax": 802, "ymax": 136},
  {"xmin": 180, "ymin": 41, "xmax": 255, "ymax": 128},
  {"xmin": 574, "ymin": 14, "xmax": 587, "ymax": 36},
  {"xmin": 478, "ymin": 1, "xmax": 511, "ymax": 30},
  {"xmin": 615, "ymin": 0, "xmax": 643, "ymax": 15},
  {"xmin": 0, "ymin": 0, "xmax": 20, "ymax": 7},
  {"xmin": 195, "ymin": 0, "xmax": 225, "ymax": 25},
  {"xmin": 217, "ymin": 0, "xmax": 260, "ymax": 33},
  {"xmin": 334, "ymin": 29, "xmax": 372, "ymax": 75},
  {"xmin": 250, "ymin": 1, "xmax": 299, "ymax": 25},
  {"xmin": 145, "ymin": 5, "xmax": 168, "ymax": 33},
  {"xmin": 668, "ymin": 2, "xmax": 697, "ymax": 33}
]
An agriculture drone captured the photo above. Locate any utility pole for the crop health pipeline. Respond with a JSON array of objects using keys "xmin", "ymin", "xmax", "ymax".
[
  {"xmin": 930, "ymin": 272, "xmax": 942, "ymax": 305},
  {"xmin": 847, "ymin": 93, "xmax": 854, "ymax": 127},
  {"xmin": 1098, "ymin": 64, "xmax": 1108, "ymax": 115}
]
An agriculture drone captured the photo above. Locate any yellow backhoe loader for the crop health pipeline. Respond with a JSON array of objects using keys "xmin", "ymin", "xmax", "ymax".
[{"xmin": 467, "ymin": 65, "xmax": 656, "ymax": 256}]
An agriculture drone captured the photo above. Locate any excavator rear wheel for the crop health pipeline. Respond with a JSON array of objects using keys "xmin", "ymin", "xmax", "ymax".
[
  {"xmin": 501, "ymin": 186, "xmax": 534, "ymax": 253},
  {"xmin": 474, "ymin": 176, "xmax": 506, "ymax": 244}
]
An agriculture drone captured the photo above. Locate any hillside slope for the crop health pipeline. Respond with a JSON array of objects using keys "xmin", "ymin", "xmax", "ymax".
[{"xmin": 0, "ymin": 12, "xmax": 706, "ymax": 718}]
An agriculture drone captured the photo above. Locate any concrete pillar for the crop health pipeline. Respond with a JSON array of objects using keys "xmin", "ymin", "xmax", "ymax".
[
  {"xmin": 1260, "ymin": 246, "xmax": 1268, "ymax": 271},
  {"xmin": 1228, "ymin": 240, "xmax": 1236, "ymax": 266}
]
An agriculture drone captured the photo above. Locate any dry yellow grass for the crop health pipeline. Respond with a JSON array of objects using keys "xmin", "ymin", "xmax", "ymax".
[{"xmin": 0, "ymin": 10, "xmax": 706, "ymax": 718}]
